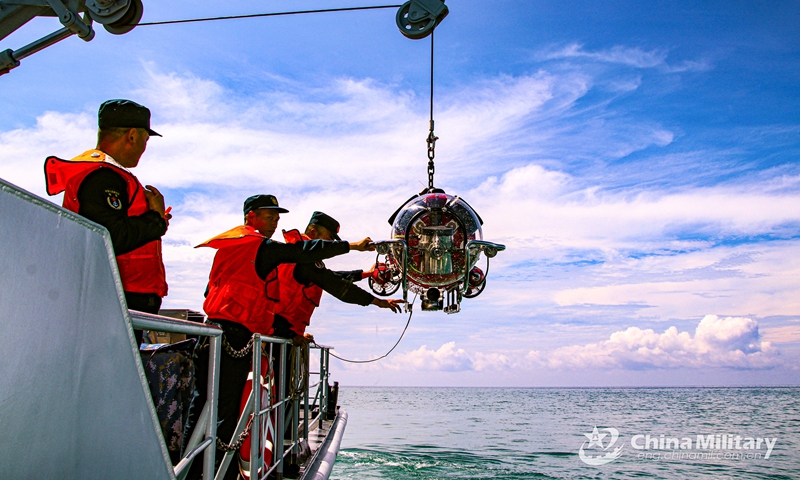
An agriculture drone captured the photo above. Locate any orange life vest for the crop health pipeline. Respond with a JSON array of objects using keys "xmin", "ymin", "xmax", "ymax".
[
  {"xmin": 274, "ymin": 229, "xmax": 324, "ymax": 335},
  {"xmin": 197, "ymin": 225, "xmax": 278, "ymax": 335},
  {"xmin": 44, "ymin": 151, "xmax": 168, "ymax": 297}
]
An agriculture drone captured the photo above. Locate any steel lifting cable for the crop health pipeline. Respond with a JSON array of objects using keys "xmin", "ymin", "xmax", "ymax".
[
  {"xmin": 426, "ymin": 31, "xmax": 438, "ymax": 189},
  {"xmin": 329, "ymin": 296, "xmax": 416, "ymax": 364},
  {"xmin": 137, "ymin": 5, "xmax": 401, "ymax": 27}
]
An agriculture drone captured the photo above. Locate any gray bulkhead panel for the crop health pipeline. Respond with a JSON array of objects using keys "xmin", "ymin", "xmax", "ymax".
[{"xmin": 0, "ymin": 178, "xmax": 174, "ymax": 479}]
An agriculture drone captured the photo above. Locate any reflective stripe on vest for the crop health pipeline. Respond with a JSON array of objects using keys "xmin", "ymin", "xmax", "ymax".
[
  {"xmin": 273, "ymin": 229, "xmax": 324, "ymax": 335},
  {"xmin": 44, "ymin": 151, "xmax": 168, "ymax": 297},
  {"xmin": 197, "ymin": 225, "xmax": 277, "ymax": 335}
]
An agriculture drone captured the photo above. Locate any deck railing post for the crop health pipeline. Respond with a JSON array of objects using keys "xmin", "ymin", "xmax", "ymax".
[
  {"xmin": 204, "ymin": 333, "xmax": 221, "ymax": 479},
  {"xmin": 292, "ymin": 345, "xmax": 300, "ymax": 456},
  {"xmin": 321, "ymin": 347, "xmax": 330, "ymax": 422},
  {"xmin": 250, "ymin": 334, "xmax": 262, "ymax": 480},
  {"xmin": 303, "ymin": 348, "xmax": 310, "ymax": 443},
  {"xmin": 276, "ymin": 342, "xmax": 287, "ymax": 476}
]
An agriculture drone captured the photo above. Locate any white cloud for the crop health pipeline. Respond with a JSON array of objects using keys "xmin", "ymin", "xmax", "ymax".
[
  {"xmin": 534, "ymin": 315, "xmax": 780, "ymax": 370},
  {"xmin": 537, "ymin": 43, "xmax": 711, "ymax": 73},
  {"xmin": 374, "ymin": 316, "xmax": 782, "ymax": 374},
  {"xmin": 539, "ymin": 43, "xmax": 667, "ymax": 68},
  {"xmin": 0, "ymin": 111, "xmax": 94, "ymax": 195},
  {"xmin": 475, "ymin": 162, "xmax": 800, "ymax": 252},
  {"xmin": 388, "ymin": 342, "xmax": 474, "ymax": 372}
]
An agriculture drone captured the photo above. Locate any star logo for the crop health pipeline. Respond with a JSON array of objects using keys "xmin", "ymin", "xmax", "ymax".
[
  {"xmin": 584, "ymin": 426, "xmax": 608, "ymax": 448},
  {"xmin": 578, "ymin": 426, "xmax": 624, "ymax": 466}
]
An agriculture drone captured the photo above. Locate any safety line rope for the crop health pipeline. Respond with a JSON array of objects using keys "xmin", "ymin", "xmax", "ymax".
[
  {"xmin": 138, "ymin": 5, "xmax": 402, "ymax": 27},
  {"xmin": 329, "ymin": 298, "xmax": 414, "ymax": 363}
]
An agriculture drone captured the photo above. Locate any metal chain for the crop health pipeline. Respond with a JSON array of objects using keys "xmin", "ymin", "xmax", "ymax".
[
  {"xmin": 222, "ymin": 335, "xmax": 254, "ymax": 358},
  {"xmin": 196, "ymin": 328, "xmax": 262, "ymax": 452},
  {"xmin": 216, "ymin": 417, "xmax": 253, "ymax": 452},
  {"xmin": 427, "ymin": 126, "xmax": 437, "ymax": 189}
]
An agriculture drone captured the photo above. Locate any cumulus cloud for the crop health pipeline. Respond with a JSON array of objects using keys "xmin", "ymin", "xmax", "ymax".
[
  {"xmin": 532, "ymin": 315, "xmax": 780, "ymax": 370},
  {"xmin": 380, "ymin": 316, "xmax": 782, "ymax": 373},
  {"xmin": 385, "ymin": 315, "xmax": 785, "ymax": 372},
  {"xmin": 388, "ymin": 342, "xmax": 474, "ymax": 372}
]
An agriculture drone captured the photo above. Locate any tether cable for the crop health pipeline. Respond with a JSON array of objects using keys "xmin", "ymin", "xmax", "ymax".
[
  {"xmin": 329, "ymin": 300, "xmax": 414, "ymax": 364},
  {"xmin": 138, "ymin": 5, "xmax": 401, "ymax": 27}
]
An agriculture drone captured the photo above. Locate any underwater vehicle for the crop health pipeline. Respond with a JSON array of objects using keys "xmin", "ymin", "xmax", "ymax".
[{"xmin": 371, "ymin": 188, "xmax": 505, "ymax": 313}]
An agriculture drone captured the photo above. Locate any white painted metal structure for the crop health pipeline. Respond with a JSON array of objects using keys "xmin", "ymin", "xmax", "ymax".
[
  {"xmin": 0, "ymin": 176, "xmax": 345, "ymax": 479},
  {"xmin": 0, "ymin": 177, "xmax": 222, "ymax": 479}
]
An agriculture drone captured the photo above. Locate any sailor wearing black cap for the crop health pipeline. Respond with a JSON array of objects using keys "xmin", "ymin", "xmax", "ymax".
[
  {"xmin": 191, "ymin": 195, "xmax": 377, "ymax": 479},
  {"xmin": 44, "ymin": 99, "xmax": 170, "ymax": 344},
  {"xmin": 273, "ymin": 210, "xmax": 405, "ymax": 345}
]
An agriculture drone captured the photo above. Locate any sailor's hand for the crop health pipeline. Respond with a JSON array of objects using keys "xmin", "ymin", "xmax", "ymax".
[
  {"xmin": 292, "ymin": 333, "xmax": 315, "ymax": 345},
  {"xmin": 350, "ymin": 237, "xmax": 375, "ymax": 252},
  {"xmin": 144, "ymin": 185, "xmax": 167, "ymax": 218},
  {"xmin": 372, "ymin": 298, "xmax": 405, "ymax": 313}
]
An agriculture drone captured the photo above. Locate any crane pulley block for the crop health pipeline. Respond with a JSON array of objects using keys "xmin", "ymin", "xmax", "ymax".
[{"xmin": 396, "ymin": 0, "xmax": 448, "ymax": 40}]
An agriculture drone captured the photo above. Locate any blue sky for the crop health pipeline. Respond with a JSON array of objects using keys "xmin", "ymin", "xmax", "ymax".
[{"xmin": 2, "ymin": 0, "xmax": 799, "ymax": 386}]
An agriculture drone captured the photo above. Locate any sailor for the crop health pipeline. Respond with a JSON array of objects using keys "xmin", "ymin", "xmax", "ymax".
[
  {"xmin": 44, "ymin": 99, "xmax": 169, "ymax": 345},
  {"xmin": 273, "ymin": 210, "xmax": 405, "ymax": 345},
  {"xmin": 190, "ymin": 195, "xmax": 376, "ymax": 480}
]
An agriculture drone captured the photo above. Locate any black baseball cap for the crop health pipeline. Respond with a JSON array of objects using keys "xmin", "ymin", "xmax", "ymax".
[
  {"xmin": 243, "ymin": 194, "xmax": 289, "ymax": 215},
  {"xmin": 98, "ymin": 99, "xmax": 162, "ymax": 137},
  {"xmin": 309, "ymin": 211, "xmax": 341, "ymax": 241}
]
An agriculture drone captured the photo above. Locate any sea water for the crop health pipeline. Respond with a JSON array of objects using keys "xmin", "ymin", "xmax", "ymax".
[{"xmin": 329, "ymin": 387, "xmax": 799, "ymax": 479}]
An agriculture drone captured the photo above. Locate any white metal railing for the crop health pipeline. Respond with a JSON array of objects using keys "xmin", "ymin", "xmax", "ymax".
[
  {"xmin": 129, "ymin": 310, "xmax": 222, "ymax": 480},
  {"xmin": 164, "ymin": 329, "xmax": 336, "ymax": 480},
  {"xmin": 234, "ymin": 337, "xmax": 335, "ymax": 480}
]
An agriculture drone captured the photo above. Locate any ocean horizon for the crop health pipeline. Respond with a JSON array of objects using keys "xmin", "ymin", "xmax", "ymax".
[{"xmin": 330, "ymin": 386, "xmax": 799, "ymax": 479}]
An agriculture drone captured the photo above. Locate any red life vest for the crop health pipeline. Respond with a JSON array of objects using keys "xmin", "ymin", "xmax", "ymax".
[
  {"xmin": 197, "ymin": 225, "xmax": 278, "ymax": 335},
  {"xmin": 44, "ymin": 150, "xmax": 168, "ymax": 297},
  {"xmin": 274, "ymin": 229, "xmax": 324, "ymax": 336}
]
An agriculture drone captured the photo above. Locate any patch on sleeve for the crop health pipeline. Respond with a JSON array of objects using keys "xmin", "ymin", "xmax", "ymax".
[{"xmin": 105, "ymin": 189, "xmax": 122, "ymax": 210}]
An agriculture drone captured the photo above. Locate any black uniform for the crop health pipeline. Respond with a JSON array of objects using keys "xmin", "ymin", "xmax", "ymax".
[{"xmin": 77, "ymin": 167, "xmax": 167, "ymax": 342}]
